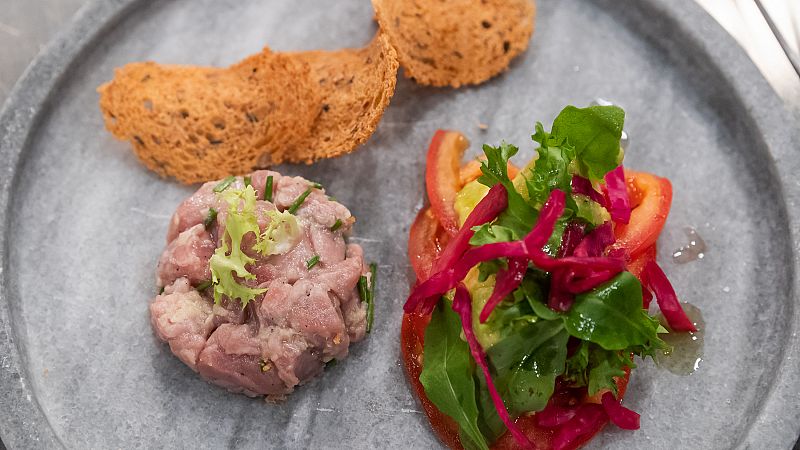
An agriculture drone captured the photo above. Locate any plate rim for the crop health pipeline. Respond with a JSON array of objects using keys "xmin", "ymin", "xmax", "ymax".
[{"xmin": 0, "ymin": 0, "xmax": 797, "ymax": 448}]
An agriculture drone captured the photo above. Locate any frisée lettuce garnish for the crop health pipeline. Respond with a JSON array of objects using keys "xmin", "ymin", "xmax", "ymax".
[{"xmin": 210, "ymin": 183, "xmax": 301, "ymax": 308}]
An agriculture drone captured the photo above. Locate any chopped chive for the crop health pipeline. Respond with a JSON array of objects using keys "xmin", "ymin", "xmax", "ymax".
[
  {"xmin": 287, "ymin": 188, "xmax": 312, "ymax": 214},
  {"xmin": 203, "ymin": 208, "xmax": 218, "ymax": 229},
  {"xmin": 328, "ymin": 196, "xmax": 337, "ymax": 202},
  {"xmin": 307, "ymin": 255, "xmax": 320, "ymax": 270},
  {"xmin": 325, "ymin": 359, "xmax": 338, "ymax": 369},
  {"xmin": 195, "ymin": 280, "xmax": 212, "ymax": 291},
  {"xmin": 264, "ymin": 175, "xmax": 274, "ymax": 202},
  {"xmin": 159, "ymin": 286, "xmax": 165, "ymax": 295},
  {"xmin": 243, "ymin": 176, "xmax": 252, "ymax": 188},
  {"xmin": 330, "ymin": 219, "xmax": 343, "ymax": 232},
  {"xmin": 366, "ymin": 263, "xmax": 376, "ymax": 333},
  {"xmin": 358, "ymin": 263, "xmax": 377, "ymax": 333},
  {"xmin": 213, "ymin": 176, "xmax": 236, "ymax": 193},
  {"xmin": 311, "ymin": 182, "xmax": 323, "ymax": 189},
  {"xmin": 358, "ymin": 275, "xmax": 368, "ymax": 305}
]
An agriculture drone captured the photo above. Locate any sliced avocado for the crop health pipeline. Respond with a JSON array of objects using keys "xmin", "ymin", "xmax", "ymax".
[
  {"xmin": 463, "ymin": 268, "xmax": 504, "ymax": 348},
  {"xmin": 454, "ymin": 180, "xmax": 490, "ymax": 227}
]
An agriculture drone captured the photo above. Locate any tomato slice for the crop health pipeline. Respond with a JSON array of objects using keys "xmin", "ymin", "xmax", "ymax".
[
  {"xmin": 401, "ymin": 313, "xmax": 464, "ymax": 449},
  {"xmin": 427, "ymin": 130, "xmax": 471, "ymax": 237},
  {"xmin": 627, "ymin": 244, "xmax": 656, "ymax": 280},
  {"xmin": 408, "ymin": 207, "xmax": 450, "ymax": 281},
  {"xmin": 613, "ymin": 170, "xmax": 672, "ymax": 259}
]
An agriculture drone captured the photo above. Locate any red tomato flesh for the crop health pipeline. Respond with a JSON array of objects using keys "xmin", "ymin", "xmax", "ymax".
[
  {"xmin": 613, "ymin": 170, "xmax": 672, "ymax": 259},
  {"xmin": 426, "ymin": 130, "xmax": 470, "ymax": 237}
]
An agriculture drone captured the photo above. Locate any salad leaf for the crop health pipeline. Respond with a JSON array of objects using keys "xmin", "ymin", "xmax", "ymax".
[
  {"xmin": 587, "ymin": 349, "xmax": 629, "ymax": 396},
  {"xmin": 470, "ymin": 224, "xmax": 516, "ymax": 246},
  {"xmin": 209, "ymin": 185, "xmax": 266, "ymax": 308},
  {"xmin": 573, "ymin": 195, "xmax": 610, "ymax": 226},
  {"xmin": 420, "ymin": 301, "xmax": 489, "ymax": 450},
  {"xmin": 475, "ymin": 371, "xmax": 506, "ymax": 443},
  {"xmin": 525, "ymin": 124, "xmax": 576, "ymax": 207},
  {"xmin": 253, "ymin": 210, "xmax": 301, "ymax": 256},
  {"xmin": 564, "ymin": 341, "xmax": 590, "ymax": 387},
  {"xmin": 477, "ymin": 143, "xmax": 538, "ymax": 239},
  {"xmin": 563, "ymin": 341, "xmax": 634, "ymax": 396},
  {"xmin": 488, "ymin": 320, "xmax": 569, "ymax": 415},
  {"xmin": 514, "ymin": 277, "xmax": 562, "ymax": 321},
  {"xmin": 564, "ymin": 272, "xmax": 665, "ymax": 351},
  {"xmin": 550, "ymin": 105, "xmax": 625, "ymax": 181}
]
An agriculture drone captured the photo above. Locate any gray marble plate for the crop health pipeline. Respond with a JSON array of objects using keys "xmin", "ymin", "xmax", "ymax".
[{"xmin": 1, "ymin": 0, "xmax": 799, "ymax": 448}]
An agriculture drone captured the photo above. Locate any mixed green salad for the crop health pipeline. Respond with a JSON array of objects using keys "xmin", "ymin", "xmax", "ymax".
[{"xmin": 404, "ymin": 105, "xmax": 695, "ymax": 449}]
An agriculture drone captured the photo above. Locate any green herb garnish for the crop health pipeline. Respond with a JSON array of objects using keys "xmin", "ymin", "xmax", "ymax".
[
  {"xmin": 420, "ymin": 302, "xmax": 489, "ymax": 450},
  {"xmin": 243, "ymin": 176, "xmax": 252, "ymax": 188},
  {"xmin": 330, "ymin": 219, "xmax": 343, "ymax": 232},
  {"xmin": 307, "ymin": 255, "xmax": 320, "ymax": 270},
  {"xmin": 209, "ymin": 185, "xmax": 267, "ymax": 308},
  {"xmin": 287, "ymin": 188, "xmax": 312, "ymax": 214},
  {"xmin": 195, "ymin": 280, "xmax": 212, "ymax": 291},
  {"xmin": 213, "ymin": 176, "xmax": 236, "ymax": 193},
  {"xmin": 311, "ymin": 182, "xmax": 323, "ymax": 189},
  {"xmin": 264, "ymin": 175, "xmax": 273, "ymax": 202},
  {"xmin": 203, "ymin": 207, "xmax": 218, "ymax": 229},
  {"xmin": 358, "ymin": 263, "xmax": 377, "ymax": 333}
]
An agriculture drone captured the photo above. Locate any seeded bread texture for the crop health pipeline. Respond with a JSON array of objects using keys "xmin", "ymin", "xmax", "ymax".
[
  {"xmin": 287, "ymin": 33, "xmax": 399, "ymax": 163},
  {"xmin": 371, "ymin": 0, "xmax": 535, "ymax": 88},
  {"xmin": 98, "ymin": 49, "xmax": 320, "ymax": 184}
]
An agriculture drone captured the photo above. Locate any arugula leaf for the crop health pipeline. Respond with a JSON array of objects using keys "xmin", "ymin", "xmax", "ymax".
[
  {"xmin": 420, "ymin": 302, "xmax": 489, "ymax": 450},
  {"xmin": 542, "ymin": 213, "xmax": 571, "ymax": 256},
  {"xmin": 514, "ymin": 277, "xmax": 562, "ymax": 321},
  {"xmin": 550, "ymin": 105, "xmax": 625, "ymax": 181},
  {"xmin": 475, "ymin": 371, "xmax": 506, "ymax": 443},
  {"xmin": 470, "ymin": 224, "xmax": 516, "ymax": 246},
  {"xmin": 477, "ymin": 260, "xmax": 505, "ymax": 283},
  {"xmin": 564, "ymin": 272, "xmax": 665, "ymax": 351},
  {"xmin": 488, "ymin": 320, "xmax": 569, "ymax": 415}
]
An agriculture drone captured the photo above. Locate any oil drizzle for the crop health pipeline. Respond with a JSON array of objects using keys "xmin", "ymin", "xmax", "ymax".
[
  {"xmin": 655, "ymin": 303, "xmax": 704, "ymax": 375},
  {"xmin": 672, "ymin": 227, "xmax": 706, "ymax": 264}
]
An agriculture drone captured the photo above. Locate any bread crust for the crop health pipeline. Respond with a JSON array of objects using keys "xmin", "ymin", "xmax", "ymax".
[
  {"xmin": 372, "ymin": 0, "xmax": 536, "ymax": 88},
  {"xmin": 98, "ymin": 33, "xmax": 399, "ymax": 184},
  {"xmin": 285, "ymin": 33, "xmax": 399, "ymax": 163}
]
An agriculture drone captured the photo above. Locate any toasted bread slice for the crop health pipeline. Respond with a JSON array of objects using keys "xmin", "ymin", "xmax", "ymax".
[
  {"xmin": 285, "ymin": 32, "xmax": 399, "ymax": 163},
  {"xmin": 371, "ymin": 0, "xmax": 535, "ymax": 88},
  {"xmin": 98, "ymin": 50, "xmax": 320, "ymax": 184}
]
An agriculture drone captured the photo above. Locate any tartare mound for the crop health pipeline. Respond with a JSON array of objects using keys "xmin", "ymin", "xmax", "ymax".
[{"xmin": 150, "ymin": 170, "xmax": 369, "ymax": 399}]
